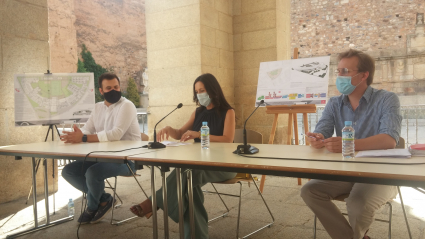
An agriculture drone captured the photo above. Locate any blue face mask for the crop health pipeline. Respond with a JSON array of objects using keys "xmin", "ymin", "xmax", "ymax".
[
  {"xmin": 336, "ymin": 74, "xmax": 362, "ymax": 95},
  {"xmin": 197, "ymin": 92, "xmax": 211, "ymax": 107}
]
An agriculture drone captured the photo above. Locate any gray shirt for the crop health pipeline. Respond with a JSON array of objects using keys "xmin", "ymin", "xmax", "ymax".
[{"xmin": 314, "ymin": 86, "xmax": 402, "ymax": 143}]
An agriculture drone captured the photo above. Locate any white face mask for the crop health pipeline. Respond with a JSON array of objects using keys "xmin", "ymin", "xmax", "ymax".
[{"xmin": 197, "ymin": 92, "xmax": 211, "ymax": 107}]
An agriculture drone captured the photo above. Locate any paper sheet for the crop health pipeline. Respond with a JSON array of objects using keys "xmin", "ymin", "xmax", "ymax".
[
  {"xmin": 161, "ymin": 141, "xmax": 191, "ymax": 147},
  {"xmin": 356, "ymin": 149, "xmax": 412, "ymax": 158}
]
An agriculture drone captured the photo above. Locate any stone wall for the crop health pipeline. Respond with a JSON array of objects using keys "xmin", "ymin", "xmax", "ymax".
[
  {"xmin": 291, "ymin": 0, "xmax": 425, "ymax": 105},
  {"xmin": 0, "ymin": 0, "xmax": 55, "ymax": 203}
]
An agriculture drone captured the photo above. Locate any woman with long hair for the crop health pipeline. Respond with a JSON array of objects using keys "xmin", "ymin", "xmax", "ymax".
[{"xmin": 130, "ymin": 73, "xmax": 236, "ymax": 238}]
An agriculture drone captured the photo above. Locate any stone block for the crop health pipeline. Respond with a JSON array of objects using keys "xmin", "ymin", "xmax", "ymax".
[
  {"xmin": 234, "ymin": 85, "xmax": 258, "ymax": 105},
  {"xmin": 413, "ymin": 62, "xmax": 425, "ymax": 79},
  {"xmin": 149, "ymin": 86, "xmax": 194, "ymax": 107},
  {"xmin": 235, "ymin": 67, "xmax": 260, "ymax": 86},
  {"xmin": 233, "ymin": 10, "xmax": 276, "ymax": 34},
  {"xmin": 0, "ymin": 73, "xmax": 15, "ymax": 109},
  {"xmin": 233, "ymin": 34, "xmax": 242, "ymax": 52},
  {"xmin": 201, "ymin": 25, "xmax": 216, "ymax": 48},
  {"xmin": 2, "ymin": 0, "xmax": 48, "ymax": 40},
  {"xmin": 215, "ymin": 30, "xmax": 231, "ymax": 51},
  {"xmin": 149, "ymin": 45, "xmax": 201, "ymax": 69},
  {"xmin": 0, "ymin": 36, "xmax": 2, "ymax": 72},
  {"xmin": 219, "ymin": 49, "xmax": 234, "ymax": 69},
  {"xmin": 201, "ymin": 46, "xmax": 220, "ymax": 67},
  {"xmin": 218, "ymin": 12, "xmax": 232, "ymax": 34},
  {"xmin": 147, "ymin": 4, "xmax": 200, "ymax": 32},
  {"xmin": 234, "ymin": 48, "xmax": 277, "ymax": 69},
  {"xmin": 201, "ymin": 66, "xmax": 234, "ymax": 88},
  {"xmin": 214, "ymin": 0, "xmax": 231, "ymax": 15},
  {"xmin": 242, "ymin": 29, "xmax": 277, "ymax": 50},
  {"xmin": 241, "ymin": 0, "xmax": 276, "ymax": 14},
  {"xmin": 148, "ymin": 25, "xmax": 201, "ymax": 51},
  {"xmin": 200, "ymin": 2, "xmax": 219, "ymax": 29},
  {"xmin": 145, "ymin": 0, "xmax": 198, "ymax": 14},
  {"xmin": 232, "ymin": 0, "xmax": 241, "ymax": 16},
  {"xmin": 148, "ymin": 66, "xmax": 202, "ymax": 89},
  {"xmin": 2, "ymin": 36, "xmax": 49, "ymax": 73}
]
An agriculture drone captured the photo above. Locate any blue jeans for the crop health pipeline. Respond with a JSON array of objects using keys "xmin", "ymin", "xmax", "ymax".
[{"xmin": 62, "ymin": 161, "xmax": 136, "ymax": 211}]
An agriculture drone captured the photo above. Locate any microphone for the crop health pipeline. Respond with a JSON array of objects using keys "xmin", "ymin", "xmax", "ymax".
[
  {"xmin": 148, "ymin": 103, "xmax": 183, "ymax": 149},
  {"xmin": 233, "ymin": 100, "xmax": 265, "ymax": 154}
]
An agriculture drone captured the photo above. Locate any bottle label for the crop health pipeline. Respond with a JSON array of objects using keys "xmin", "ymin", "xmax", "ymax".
[
  {"xmin": 342, "ymin": 131, "xmax": 354, "ymax": 140},
  {"xmin": 201, "ymin": 129, "xmax": 209, "ymax": 136}
]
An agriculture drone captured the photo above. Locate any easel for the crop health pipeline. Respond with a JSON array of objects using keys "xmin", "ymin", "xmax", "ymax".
[
  {"xmin": 25, "ymin": 70, "xmax": 60, "ymax": 215},
  {"xmin": 258, "ymin": 48, "xmax": 317, "ymax": 193}
]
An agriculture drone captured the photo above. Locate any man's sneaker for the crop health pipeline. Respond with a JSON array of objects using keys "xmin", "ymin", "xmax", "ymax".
[
  {"xmin": 91, "ymin": 197, "xmax": 116, "ymax": 224},
  {"xmin": 78, "ymin": 209, "xmax": 97, "ymax": 224}
]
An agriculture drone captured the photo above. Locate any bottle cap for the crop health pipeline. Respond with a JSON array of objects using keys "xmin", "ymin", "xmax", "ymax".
[
  {"xmin": 202, "ymin": 122, "xmax": 207, "ymax": 126},
  {"xmin": 69, "ymin": 198, "xmax": 72, "ymax": 201},
  {"xmin": 345, "ymin": 121, "xmax": 352, "ymax": 126}
]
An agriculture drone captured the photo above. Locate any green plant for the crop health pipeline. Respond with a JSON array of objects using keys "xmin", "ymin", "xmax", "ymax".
[
  {"xmin": 77, "ymin": 44, "xmax": 108, "ymax": 102},
  {"xmin": 126, "ymin": 77, "xmax": 140, "ymax": 107}
]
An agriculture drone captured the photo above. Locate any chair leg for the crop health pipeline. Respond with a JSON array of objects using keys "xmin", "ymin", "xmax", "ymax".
[
  {"xmin": 237, "ymin": 176, "xmax": 274, "ymax": 239},
  {"xmin": 313, "ymin": 215, "xmax": 317, "ymax": 239},
  {"xmin": 397, "ymin": 186, "xmax": 412, "ymax": 239},
  {"xmin": 110, "ymin": 177, "xmax": 118, "ymax": 225},
  {"xmin": 126, "ymin": 163, "xmax": 149, "ymax": 199},
  {"xmin": 207, "ymin": 183, "xmax": 230, "ymax": 223},
  {"xmin": 388, "ymin": 201, "xmax": 392, "ymax": 239},
  {"xmin": 235, "ymin": 182, "xmax": 242, "ymax": 239},
  {"xmin": 105, "ymin": 178, "xmax": 123, "ymax": 207}
]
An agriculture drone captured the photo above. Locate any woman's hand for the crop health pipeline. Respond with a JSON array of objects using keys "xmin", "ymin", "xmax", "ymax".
[
  {"xmin": 180, "ymin": 130, "xmax": 200, "ymax": 142},
  {"xmin": 157, "ymin": 126, "xmax": 173, "ymax": 142}
]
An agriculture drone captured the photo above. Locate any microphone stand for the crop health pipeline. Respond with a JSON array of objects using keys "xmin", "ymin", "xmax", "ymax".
[
  {"xmin": 148, "ymin": 103, "xmax": 183, "ymax": 149},
  {"xmin": 233, "ymin": 100, "xmax": 264, "ymax": 154}
]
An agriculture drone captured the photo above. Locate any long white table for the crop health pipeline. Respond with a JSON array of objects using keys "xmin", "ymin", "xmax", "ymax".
[
  {"xmin": 127, "ymin": 142, "xmax": 425, "ymax": 239},
  {"xmin": 2, "ymin": 141, "xmax": 425, "ymax": 239},
  {"xmin": 0, "ymin": 141, "xmax": 153, "ymax": 238}
]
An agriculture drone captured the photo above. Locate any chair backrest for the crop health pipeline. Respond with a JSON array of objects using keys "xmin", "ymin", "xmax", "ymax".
[
  {"xmin": 141, "ymin": 133, "xmax": 149, "ymax": 141},
  {"xmin": 234, "ymin": 129, "xmax": 263, "ymax": 144},
  {"xmin": 396, "ymin": 137, "xmax": 405, "ymax": 149}
]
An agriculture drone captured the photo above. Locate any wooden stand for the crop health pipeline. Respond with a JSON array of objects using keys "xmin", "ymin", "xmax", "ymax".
[{"xmin": 258, "ymin": 104, "xmax": 317, "ymax": 192}]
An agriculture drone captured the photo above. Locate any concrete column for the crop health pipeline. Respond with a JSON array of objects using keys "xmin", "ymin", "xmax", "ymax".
[
  {"xmin": 146, "ymin": 0, "xmax": 291, "ymax": 144},
  {"xmin": 233, "ymin": 0, "xmax": 291, "ymax": 144},
  {"xmin": 0, "ymin": 0, "xmax": 53, "ymax": 203}
]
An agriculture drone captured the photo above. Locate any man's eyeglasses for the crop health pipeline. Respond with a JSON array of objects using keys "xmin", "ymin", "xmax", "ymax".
[{"xmin": 334, "ymin": 68, "xmax": 359, "ymax": 75}]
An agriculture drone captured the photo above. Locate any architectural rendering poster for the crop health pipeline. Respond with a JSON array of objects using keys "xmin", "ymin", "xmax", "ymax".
[
  {"xmin": 255, "ymin": 56, "xmax": 330, "ymax": 106},
  {"xmin": 14, "ymin": 73, "xmax": 95, "ymax": 126}
]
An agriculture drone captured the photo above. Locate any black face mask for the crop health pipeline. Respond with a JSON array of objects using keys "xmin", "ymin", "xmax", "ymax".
[{"xmin": 103, "ymin": 90, "xmax": 121, "ymax": 104}]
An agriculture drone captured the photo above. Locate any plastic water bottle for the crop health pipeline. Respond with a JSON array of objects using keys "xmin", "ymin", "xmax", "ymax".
[
  {"xmin": 68, "ymin": 198, "xmax": 75, "ymax": 216},
  {"xmin": 201, "ymin": 122, "xmax": 210, "ymax": 149},
  {"xmin": 342, "ymin": 121, "xmax": 355, "ymax": 159}
]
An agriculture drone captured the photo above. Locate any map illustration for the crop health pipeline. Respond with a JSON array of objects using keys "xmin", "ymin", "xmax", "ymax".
[
  {"xmin": 14, "ymin": 73, "xmax": 95, "ymax": 126},
  {"xmin": 256, "ymin": 56, "xmax": 330, "ymax": 106}
]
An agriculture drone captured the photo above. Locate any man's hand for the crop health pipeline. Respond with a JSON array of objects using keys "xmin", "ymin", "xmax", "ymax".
[
  {"xmin": 306, "ymin": 132, "xmax": 325, "ymax": 149},
  {"xmin": 323, "ymin": 137, "xmax": 343, "ymax": 153},
  {"xmin": 60, "ymin": 125, "xmax": 84, "ymax": 143},
  {"xmin": 180, "ymin": 130, "xmax": 200, "ymax": 142}
]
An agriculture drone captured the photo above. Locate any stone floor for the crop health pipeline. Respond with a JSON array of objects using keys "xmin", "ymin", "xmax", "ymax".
[{"xmin": 1, "ymin": 167, "xmax": 425, "ymax": 239}]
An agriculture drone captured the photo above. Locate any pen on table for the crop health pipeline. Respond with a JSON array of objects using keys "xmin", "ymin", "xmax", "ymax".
[{"xmin": 301, "ymin": 133, "xmax": 325, "ymax": 142}]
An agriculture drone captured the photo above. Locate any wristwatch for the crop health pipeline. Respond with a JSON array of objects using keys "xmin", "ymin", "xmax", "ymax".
[{"xmin": 82, "ymin": 134, "xmax": 87, "ymax": 142}]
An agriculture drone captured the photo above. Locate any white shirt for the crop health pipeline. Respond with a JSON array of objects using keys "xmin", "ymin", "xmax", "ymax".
[{"xmin": 81, "ymin": 97, "xmax": 141, "ymax": 142}]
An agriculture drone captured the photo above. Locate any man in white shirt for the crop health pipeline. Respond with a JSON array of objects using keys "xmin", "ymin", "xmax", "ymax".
[{"xmin": 61, "ymin": 73, "xmax": 141, "ymax": 224}]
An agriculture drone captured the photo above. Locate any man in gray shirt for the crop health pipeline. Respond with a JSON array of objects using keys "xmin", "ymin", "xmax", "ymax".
[{"xmin": 301, "ymin": 49, "xmax": 402, "ymax": 239}]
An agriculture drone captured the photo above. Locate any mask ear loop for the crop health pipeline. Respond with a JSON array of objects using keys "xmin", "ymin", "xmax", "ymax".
[{"xmin": 351, "ymin": 72, "xmax": 365, "ymax": 87}]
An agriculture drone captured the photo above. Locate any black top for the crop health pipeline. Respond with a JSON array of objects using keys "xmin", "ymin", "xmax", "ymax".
[{"xmin": 192, "ymin": 107, "xmax": 228, "ymax": 143}]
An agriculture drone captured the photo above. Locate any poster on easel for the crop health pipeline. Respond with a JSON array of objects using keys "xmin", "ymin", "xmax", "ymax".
[
  {"xmin": 14, "ymin": 73, "xmax": 95, "ymax": 126},
  {"xmin": 255, "ymin": 56, "xmax": 330, "ymax": 106}
]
